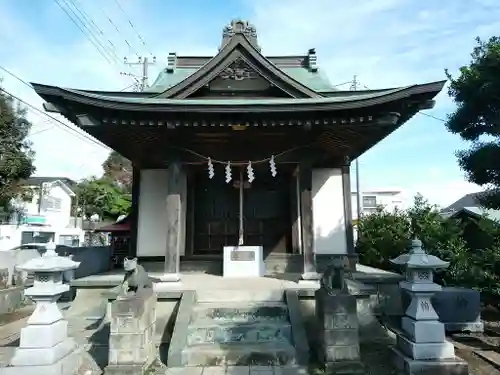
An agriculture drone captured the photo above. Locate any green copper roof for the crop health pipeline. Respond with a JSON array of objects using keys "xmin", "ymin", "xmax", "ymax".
[
  {"xmin": 66, "ymin": 86, "xmax": 407, "ymax": 105},
  {"xmin": 147, "ymin": 66, "xmax": 336, "ymax": 93}
]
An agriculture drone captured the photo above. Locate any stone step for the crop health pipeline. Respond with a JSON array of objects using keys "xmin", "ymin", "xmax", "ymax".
[
  {"xmin": 195, "ymin": 289, "xmax": 284, "ymax": 303},
  {"xmin": 180, "ymin": 342, "xmax": 297, "ymax": 366},
  {"xmin": 191, "ymin": 302, "xmax": 289, "ymax": 323},
  {"xmin": 186, "ymin": 322, "xmax": 293, "ymax": 346}
]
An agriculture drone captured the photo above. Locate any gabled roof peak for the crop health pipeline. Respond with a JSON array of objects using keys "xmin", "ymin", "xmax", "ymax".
[{"xmin": 220, "ymin": 19, "xmax": 260, "ymax": 51}]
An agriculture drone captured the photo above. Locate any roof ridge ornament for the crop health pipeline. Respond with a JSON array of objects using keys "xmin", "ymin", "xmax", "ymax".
[
  {"xmin": 308, "ymin": 48, "xmax": 318, "ymax": 72},
  {"xmin": 220, "ymin": 19, "xmax": 260, "ymax": 52}
]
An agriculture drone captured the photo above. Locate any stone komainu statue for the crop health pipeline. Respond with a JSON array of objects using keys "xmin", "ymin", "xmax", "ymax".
[
  {"xmin": 119, "ymin": 257, "xmax": 153, "ymax": 297},
  {"xmin": 320, "ymin": 256, "xmax": 351, "ymax": 295}
]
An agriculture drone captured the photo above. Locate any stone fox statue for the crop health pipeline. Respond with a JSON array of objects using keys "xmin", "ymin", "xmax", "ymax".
[
  {"xmin": 320, "ymin": 256, "xmax": 351, "ymax": 295},
  {"xmin": 120, "ymin": 257, "xmax": 153, "ymax": 297}
]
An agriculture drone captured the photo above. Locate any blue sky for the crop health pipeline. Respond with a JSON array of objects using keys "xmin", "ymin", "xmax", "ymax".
[{"xmin": 1, "ymin": 0, "xmax": 499, "ymax": 207}]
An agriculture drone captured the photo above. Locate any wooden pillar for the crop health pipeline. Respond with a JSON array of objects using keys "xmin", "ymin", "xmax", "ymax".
[
  {"xmin": 299, "ymin": 163, "xmax": 319, "ymax": 280},
  {"xmin": 163, "ymin": 162, "xmax": 182, "ymax": 281},
  {"xmin": 341, "ymin": 164, "xmax": 355, "ymax": 255},
  {"xmin": 290, "ymin": 169, "xmax": 301, "ymax": 254},
  {"xmin": 129, "ymin": 166, "xmax": 140, "ymax": 258}
]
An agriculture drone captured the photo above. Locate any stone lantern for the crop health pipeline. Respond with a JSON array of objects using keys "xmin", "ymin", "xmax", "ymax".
[
  {"xmin": 390, "ymin": 239, "xmax": 468, "ymax": 375},
  {"xmin": 1, "ymin": 241, "xmax": 82, "ymax": 375}
]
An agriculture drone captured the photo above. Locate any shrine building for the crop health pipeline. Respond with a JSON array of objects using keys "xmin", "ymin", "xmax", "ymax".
[{"xmin": 32, "ymin": 19, "xmax": 445, "ymax": 280}]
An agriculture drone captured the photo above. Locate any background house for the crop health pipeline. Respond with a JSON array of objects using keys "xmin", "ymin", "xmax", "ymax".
[
  {"xmin": 14, "ymin": 177, "xmax": 77, "ymax": 228},
  {"xmin": 0, "ymin": 177, "xmax": 85, "ymax": 250},
  {"xmin": 441, "ymin": 192, "xmax": 500, "ymax": 251},
  {"xmin": 351, "ymin": 189, "xmax": 405, "ymax": 220}
]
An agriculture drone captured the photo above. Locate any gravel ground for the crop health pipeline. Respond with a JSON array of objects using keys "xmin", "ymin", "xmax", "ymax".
[{"xmin": 449, "ymin": 306, "xmax": 500, "ymax": 375}]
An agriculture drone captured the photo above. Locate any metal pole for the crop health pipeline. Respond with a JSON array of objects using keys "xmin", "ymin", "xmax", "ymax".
[
  {"xmin": 141, "ymin": 57, "xmax": 148, "ymax": 91},
  {"xmin": 238, "ymin": 168, "xmax": 244, "ymax": 246},
  {"xmin": 295, "ymin": 166, "xmax": 303, "ymax": 254},
  {"xmin": 355, "ymin": 158, "xmax": 362, "ymax": 220}
]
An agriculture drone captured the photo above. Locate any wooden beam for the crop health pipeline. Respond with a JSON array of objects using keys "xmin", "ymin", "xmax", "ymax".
[
  {"xmin": 129, "ymin": 166, "xmax": 140, "ymax": 258},
  {"xmin": 164, "ymin": 162, "xmax": 182, "ymax": 280},
  {"xmin": 341, "ymin": 164, "xmax": 355, "ymax": 255},
  {"xmin": 299, "ymin": 162, "xmax": 319, "ymax": 279}
]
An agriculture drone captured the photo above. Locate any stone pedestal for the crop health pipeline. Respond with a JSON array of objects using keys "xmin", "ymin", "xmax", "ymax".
[
  {"xmin": 316, "ymin": 289, "xmax": 364, "ymax": 374},
  {"xmin": 390, "ymin": 239, "xmax": 469, "ymax": 375},
  {"xmin": 105, "ymin": 290, "xmax": 157, "ymax": 375},
  {"xmin": 0, "ymin": 242, "xmax": 85, "ymax": 375}
]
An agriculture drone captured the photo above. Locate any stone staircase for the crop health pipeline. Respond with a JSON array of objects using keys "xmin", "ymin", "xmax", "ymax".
[{"xmin": 168, "ymin": 290, "xmax": 309, "ymax": 367}]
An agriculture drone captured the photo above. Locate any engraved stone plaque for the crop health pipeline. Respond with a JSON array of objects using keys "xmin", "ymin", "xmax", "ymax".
[
  {"xmin": 223, "ymin": 246, "xmax": 265, "ymax": 277},
  {"xmin": 230, "ymin": 250, "xmax": 255, "ymax": 261}
]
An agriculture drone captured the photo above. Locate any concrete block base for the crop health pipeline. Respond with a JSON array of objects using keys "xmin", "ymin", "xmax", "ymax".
[
  {"xmin": 325, "ymin": 360, "xmax": 364, "ymax": 374},
  {"xmin": 393, "ymin": 347, "xmax": 469, "ymax": 375},
  {"xmin": 444, "ymin": 321, "xmax": 484, "ymax": 333},
  {"xmin": 104, "ymin": 364, "xmax": 150, "ymax": 375}
]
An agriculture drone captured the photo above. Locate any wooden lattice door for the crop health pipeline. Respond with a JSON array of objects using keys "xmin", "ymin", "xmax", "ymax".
[{"xmin": 193, "ymin": 168, "xmax": 291, "ymax": 256}]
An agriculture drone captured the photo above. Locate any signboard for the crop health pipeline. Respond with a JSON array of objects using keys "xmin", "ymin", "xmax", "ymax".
[
  {"xmin": 230, "ymin": 250, "xmax": 255, "ymax": 262},
  {"xmin": 223, "ymin": 246, "xmax": 265, "ymax": 278}
]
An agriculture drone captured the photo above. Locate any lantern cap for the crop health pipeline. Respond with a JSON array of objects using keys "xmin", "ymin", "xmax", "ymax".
[{"xmin": 390, "ymin": 238, "xmax": 449, "ymax": 270}]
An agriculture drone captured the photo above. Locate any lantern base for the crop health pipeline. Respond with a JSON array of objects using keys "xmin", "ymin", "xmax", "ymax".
[
  {"xmin": 396, "ymin": 334, "xmax": 455, "ymax": 360},
  {"xmin": 392, "ymin": 347, "xmax": 468, "ymax": 375},
  {"xmin": 2, "ymin": 338, "xmax": 80, "ymax": 375},
  {"xmin": 401, "ymin": 316, "xmax": 446, "ymax": 343}
]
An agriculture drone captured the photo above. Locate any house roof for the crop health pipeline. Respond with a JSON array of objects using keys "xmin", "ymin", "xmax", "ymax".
[
  {"xmin": 32, "ymin": 81, "xmax": 444, "ymax": 113},
  {"xmin": 29, "ymin": 19, "xmax": 446, "ymax": 165},
  {"xmin": 441, "ymin": 192, "xmax": 482, "ymax": 213},
  {"xmin": 22, "ymin": 176, "xmax": 76, "ymax": 187},
  {"xmin": 147, "ymin": 63, "xmax": 337, "ymax": 94},
  {"xmin": 443, "ymin": 206, "xmax": 500, "ymax": 222},
  {"xmin": 94, "ymin": 215, "xmax": 130, "ymax": 233}
]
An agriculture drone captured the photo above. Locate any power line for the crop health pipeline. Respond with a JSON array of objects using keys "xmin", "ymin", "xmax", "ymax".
[
  {"xmin": 95, "ymin": 2, "xmax": 141, "ymax": 58},
  {"xmin": 113, "ymin": 0, "xmax": 153, "ymax": 56},
  {"xmin": 53, "ymin": 0, "xmax": 117, "ymax": 68},
  {"xmin": 67, "ymin": 0, "xmax": 122, "ymax": 63},
  {"xmin": 0, "ymin": 65, "xmax": 108, "ymax": 149},
  {"xmin": 0, "ymin": 86, "xmax": 109, "ymax": 150}
]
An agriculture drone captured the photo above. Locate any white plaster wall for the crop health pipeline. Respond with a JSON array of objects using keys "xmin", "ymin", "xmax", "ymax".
[
  {"xmin": 137, "ymin": 169, "xmax": 187, "ymax": 257},
  {"xmin": 312, "ymin": 168, "xmax": 347, "ymax": 254}
]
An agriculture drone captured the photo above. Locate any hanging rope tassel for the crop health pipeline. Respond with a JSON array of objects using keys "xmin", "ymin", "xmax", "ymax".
[
  {"xmin": 247, "ymin": 161, "xmax": 255, "ymax": 183},
  {"xmin": 208, "ymin": 157, "xmax": 215, "ymax": 179},
  {"xmin": 269, "ymin": 155, "xmax": 277, "ymax": 177},
  {"xmin": 225, "ymin": 161, "xmax": 232, "ymax": 183}
]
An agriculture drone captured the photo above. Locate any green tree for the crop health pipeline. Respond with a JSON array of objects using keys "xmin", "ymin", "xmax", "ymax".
[
  {"xmin": 0, "ymin": 83, "xmax": 36, "ymax": 218},
  {"xmin": 445, "ymin": 36, "xmax": 500, "ymax": 208},
  {"xmin": 75, "ymin": 177, "xmax": 131, "ymax": 221},
  {"xmin": 356, "ymin": 207, "xmax": 410, "ymax": 270},
  {"xmin": 102, "ymin": 151, "xmax": 132, "ymax": 191}
]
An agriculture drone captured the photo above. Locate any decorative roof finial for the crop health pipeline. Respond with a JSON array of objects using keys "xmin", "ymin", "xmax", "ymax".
[{"xmin": 220, "ymin": 19, "xmax": 260, "ymax": 51}]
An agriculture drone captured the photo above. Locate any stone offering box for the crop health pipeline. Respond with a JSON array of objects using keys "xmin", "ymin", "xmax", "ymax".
[
  {"xmin": 223, "ymin": 245, "xmax": 265, "ymax": 277},
  {"xmin": 402, "ymin": 287, "xmax": 484, "ymax": 332},
  {"xmin": 106, "ymin": 291, "xmax": 157, "ymax": 375}
]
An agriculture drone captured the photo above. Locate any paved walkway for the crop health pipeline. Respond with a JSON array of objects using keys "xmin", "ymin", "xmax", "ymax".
[{"xmin": 163, "ymin": 366, "xmax": 308, "ymax": 375}]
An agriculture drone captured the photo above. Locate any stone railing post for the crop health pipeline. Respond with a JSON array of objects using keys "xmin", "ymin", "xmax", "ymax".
[
  {"xmin": 390, "ymin": 239, "xmax": 468, "ymax": 375},
  {"xmin": 315, "ymin": 257, "xmax": 364, "ymax": 374},
  {"xmin": 105, "ymin": 290, "xmax": 157, "ymax": 374}
]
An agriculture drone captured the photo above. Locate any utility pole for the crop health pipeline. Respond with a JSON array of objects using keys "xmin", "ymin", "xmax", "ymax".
[
  {"xmin": 123, "ymin": 55, "xmax": 157, "ymax": 91},
  {"xmin": 350, "ymin": 75, "xmax": 362, "ymax": 221}
]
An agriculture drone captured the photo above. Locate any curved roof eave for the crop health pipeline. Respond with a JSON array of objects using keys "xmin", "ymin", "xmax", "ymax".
[{"xmin": 31, "ymin": 80, "xmax": 446, "ymax": 114}]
